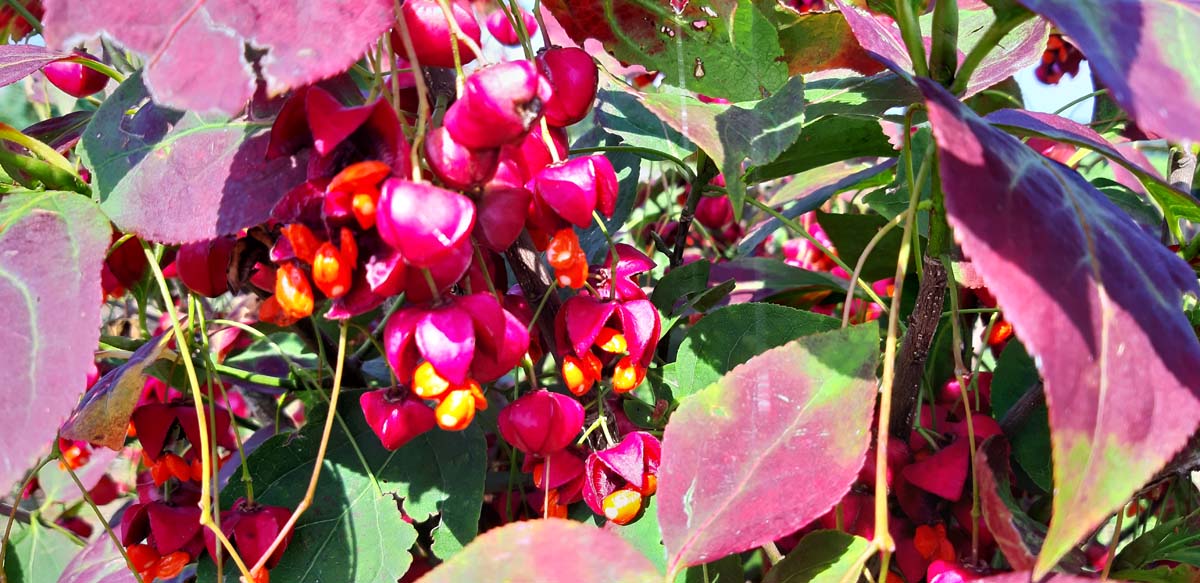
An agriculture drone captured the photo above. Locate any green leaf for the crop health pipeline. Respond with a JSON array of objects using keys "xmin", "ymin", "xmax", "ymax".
[
  {"xmin": 545, "ymin": 0, "xmax": 788, "ymax": 102},
  {"xmin": 1114, "ymin": 511, "xmax": 1200, "ymax": 570},
  {"xmin": 652, "ymin": 261, "xmax": 712, "ymax": 313},
  {"xmin": 205, "ymin": 393, "xmax": 485, "ymax": 581},
  {"xmin": 670, "ymin": 303, "xmax": 841, "ymax": 401},
  {"xmin": 763, "ymin": 530, "xmax": 870, "ymax": 583},
  {"xmin": 4, "ymin": 518, "xmax": 77, "ymax": 583},
  {"xmin": 641, "ymin": 75, "xmax": 807, "ymax": 217},
  {"xmin": 595, "ymin": 89, "xmax": 696, "ymax": 161},
  {"xmin": 607, "ymin": 497, "xmax": 747, "ymax": 582},
  {"xmin": 989, "ymin": 341, "xmax": 1052, "ymax": 491},
  {"xmin": 815, "ymin": 211, "xmax": 903, "ymax": 282},
  {"xmin": 745, "ymin": 115, "xmax": 895, "ymax": 184}
]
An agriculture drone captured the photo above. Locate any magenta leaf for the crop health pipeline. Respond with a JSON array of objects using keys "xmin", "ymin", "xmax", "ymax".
[
  {"xmin": 419, "ymin": 519, "xmax": 660, "ymax": 583},
  {"xmin": 44, "ymin": 0, "xmax": 391, "ymax": 114},
  {"xmin": 659, "ymin": 325, "xmax": 879, "ymax": 572},
  {"xmin": 920, "ymin": 78, "xmax": 1200, "ymax": 577},
  {"xmin": 984, "ymin": 108, "xmax": 1200, "ymax": 230},
  {"xmin": 0, "ymin": 192, "xmax": 110, "ymax": 492},
  {"xmin": 1012, "ymin": 0, "xmax": 1200, "ymax": 142},
  {"xmin": 81, "ymin": 73, "xmax": 307, "ymax": 244},
  {"xmin": 831, "ymin": 0, "xmax": 1048, "ymax": 97},
  {"xmin": 0, "ymin": 44, "xmax": 66, "ymax": 88}
]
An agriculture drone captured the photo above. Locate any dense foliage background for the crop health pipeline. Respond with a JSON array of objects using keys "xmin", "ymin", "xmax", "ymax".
[{"xmin": 0, "ymin": 0, "xmax": 1198, "ymax": 582}]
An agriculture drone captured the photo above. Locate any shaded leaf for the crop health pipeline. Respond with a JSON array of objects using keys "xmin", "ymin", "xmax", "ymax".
[
  {"xmin": 0, "ymin": 192, "xmax": 109, "ymax": 492},
  {"xmin": 1114, "ymin": 511, "xmax": 1200, "ymax": 570},
  {"xmin": 1011, "ymin": 0, "xmax": 1200, "ymax": 142},
  {"xmin": 1110, "ymin": 566, "xmax": 1200, "ymax": 583},
  {"xmin": 972, "ymin": 573, "xmax": 1127, "ymax": 583},
  {"xmin": 659, "ymin": 325, "xmax": 879, "ymax": 570},
  {"xmin": 544, "ymin": 0, "xmax": 787, "ymax": 102},
  {"xmin": 419, "ymin": 518, "xmax": 659, "ymax": 583},
  {"xmin": 44, "ymin": 0, "xmax": 392, "ymax": 114},
  {"xmin": 652, "ymin": 260, "xmax": 712, "ymax": 314},
  {"xmin": 739, "ymin": 160, "xmax": 896, "ymax": 255},
  {"xmin": 0, "ymin": 45, "xmax": 65, "ymax": 88},
  {"xmin": 816, "ymin": 211, "xmax": 902, "ymax": 282},
  {"xmin": 763, "ymin": 530, "xmax": 870, "ymax": 583},
  {"xmin": 606, "ymin": 496, "xmax": 743, "ymax": 582},
  {"xmin": 61, "ymin": 334, "xmax": 173, "ymax": 449},
  {"xmin": 82, "ymin": 73, "xmax": 307, "ymax": 244},
  {"xmin": 671, "ymin": 302, "xmax": 842, "ymax": 401},
  {"xmin": 3, "ymin": 518, "xmax": 77, "ymax": 583},
  {"xmin": 989, "ymin": 341, "xmax": 1051, "ymax": 491},
  {"xmin": 920, "ymin": 78, "xmax": 1200, "ymax": 578},
  {"xmin": 710, "ymin": 257, "xmax": 849, "ymax": 305},
  {"xmin": 22, "ymin": 111, "xmax": 93, "ymax": 154},
  {"xmin": 802, "ymin": 72, "xmax": 919, "ymax": 120}
]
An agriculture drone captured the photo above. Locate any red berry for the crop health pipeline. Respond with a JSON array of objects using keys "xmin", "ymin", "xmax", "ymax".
[
  {"xmin": 42, "ymin": 51, "xmax": 109, "ymax": 98},
  {"xmin": 443, "ymin": 60, "xmax": 552, "ymax": 149},
  {"xmin": 392, "ymin": 0, "xmax": 481, "ymax": 69},
  {"xmin": 486, "ymin": 9, "xmax": 537, "ymax": 46},
  {"xmin": 498, "ymin": 389, "xmax": 585, "ymax": 456},
  {"xmin": 176, "ymin": 236, "xmax": 235, "ymax": 297},
  {"xmin": 537, "ymin": 47, "xmax": 599, "ymax": 128},
  {"xmin": 424, "ymin": 126, "xmax": 499, "ymax": 190}
]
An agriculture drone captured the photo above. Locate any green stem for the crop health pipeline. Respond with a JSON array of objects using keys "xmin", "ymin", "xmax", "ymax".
[
  {"xmin": 0, "ymin": 123, "xmax": 81, "ymax": 177},
  {"xmin": 928, "ymin": 0, "xmax": 959, "ymax": 86},
  {"xmin": 894, "ymin": 0, "xmax": 929, "ymax": 78},
  {"xmin": 63, "ymin": 55, "xmax": 126, "ymax": 83},
  {"xmin": 1053, "ymin": 88, "xmax": 1109, "ymax": 116},
  {"xmin": 212, "ymin": 362, "xmax": 298, "ymax": 389}
]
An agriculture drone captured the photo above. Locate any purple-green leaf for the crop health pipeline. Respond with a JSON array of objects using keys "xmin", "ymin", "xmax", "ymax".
[
  {"xmin": 82, "ymin": 73, "xmax": 307, "ymax": 244},
  {"xmin": 0, "ymin": 192, "xmax": 110, "ymax": 492},
  {"xmin": 1013, "ymin": 0, "xmax": 1200, "ymax": 142},
  {"xmin": 831, "ymin": 0, "xmax": 1048, "ymax": 97},
  {"xmin": 920, "ymin": 78, "xmax": 1200, "ymax": 578},
  {"xmin": 44, "ymin": 0, "xmax": 391, "ymax": 114},
  {"xmin": 658, "ymin": 325, "xmax": 879, "ymax": 572},
  {"xmin": 418, "ymin": 519, "xmax": 659, "ymax": 583},
  {"xmin": 60, "ymin": 335, "xmax": 172, "ymax": 450},
  {"xmin": 984, "ymin": 108, "xmax": 1200, "ymax": 231},
  {"xmin": 0, "ymin": 45, "xmax": 65, "ymax": 88},
  {"xmin": 975, "ymin": 437, "xmax": 1040, "ymax": 571}
]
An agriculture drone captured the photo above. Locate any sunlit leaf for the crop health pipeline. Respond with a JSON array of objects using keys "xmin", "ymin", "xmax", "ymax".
[
  {"xmin": 0, "ymin": 192, "xmax": 109, "ymax": 492},
  {"xmin": 660, "ymin": 325, "xmax": 878, "ymax": 571},
  {"xmin": 920, "ymin": 78, "xmax": 1200, "ymax": 578}
]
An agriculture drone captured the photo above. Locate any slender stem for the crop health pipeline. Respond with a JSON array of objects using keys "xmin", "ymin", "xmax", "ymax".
[
  {"xmin": 60, "ymin": 448, "xmax": 143, "ymax": 583},
  {"xmin": 762, "ymin": 542, "xmax": 784, "ymax": 565},
  {"xmin": 747, "ymin": 198, "xmax": 891, "ymax": 312},
  {"xmin": 507, "ymin": 0, "xmax": 537, "ymax": 61},
  {"xmin": 0, "ymin": 456, "xmax": 57, "ymax": 578},
  {"xmin": 894, "ymin": 0, "xmax": 929, "ymax": 78},
  {"xmin": 2, "ymin": 0, "xmax": 41, "ymax": 33},
  {"xmin": 842, "ymin": 210, "xmax": 907, "ymax": 328},
  {"xmin": 941, "ymin": 256, "xmax": 979, "ymax": 561},
  {"xmin": 252, "ymin": 322, "xmax": 350, "ymax": 574},
  {"xmin": 949, "ymin": 13, "xmax": 1033, "ymax": 95},
  {"xmin": 393, "ymin": 0, "xmax": 431, "ymax": 180},
  {"xmin": 532, "ymin": 0, "xmax": 552, "ymax": 49},
  {"xmin": 212, "ymin": 362, "xmax": 297, "ymax": 389},
  {"xmin": 143, "ymin": 244, "xmax": 254, "ymax": 580},
  {"xmin": 873, "ymin": 106, "xmax": 927, "ymax": 561},
  {"xmin": 1053, "ymin": 88, "xmax": 1109, "ymax": 116},
  {"xmin": 63, "ymin": 55, "xmax": 126, "ymax": 83},
  {"xmin": 672, "ymin": 151, "xmax": 715, "ymax": 267}
]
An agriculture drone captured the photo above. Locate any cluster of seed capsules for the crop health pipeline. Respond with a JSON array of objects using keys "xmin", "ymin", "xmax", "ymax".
[{"xmin": 162, "ymin": 0, "xmax": 665, "ymax": 534}]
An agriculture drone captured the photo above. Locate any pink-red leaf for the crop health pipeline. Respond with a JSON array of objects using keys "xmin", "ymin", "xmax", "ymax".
[
  {"xmin": 0, "ymin": 192, "xmax": 109, "ymax": 491},
  {"xmin": 920, "ymin": 78, "xmax": 1200, "ymax": 578},
  {"xmin": 658, "ymin": 325, "xmax": 879, "ymax": 572},
  {"xmin": 43, "ymin": 0, "xmax": 391, "ymax": 114},
  {"xmin": 83, "ymin": 73, "xmax": 308, "ymax": 244},
  {"xmin": 418, "ymin": 519, "xmax": 659, "ymax": 583},
  {"xmin": 1013, "ymin": 0, "xmax": 1200, "ymax": 142},
  {"xmin": 0, "ymin": 44, "xmax": 65, "ymax": 88}
]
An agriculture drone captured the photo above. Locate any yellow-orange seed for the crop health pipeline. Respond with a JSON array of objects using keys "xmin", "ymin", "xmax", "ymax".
[{"xmin": 602, "ymin": 489, "xmax": 643, "ymax": 525}]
